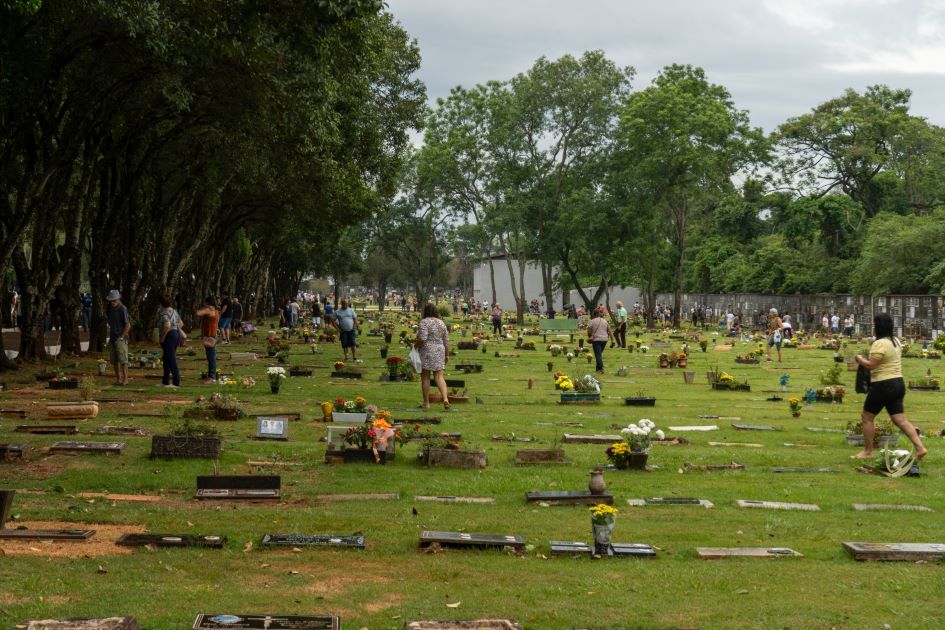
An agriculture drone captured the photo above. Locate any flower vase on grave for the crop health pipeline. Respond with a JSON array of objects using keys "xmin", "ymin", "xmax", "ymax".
[
  {"xmin": 591, "ymin": 518, "xmax": 615, "ymax": 554},
  {"xmin": 588, "ymin": 469, "xmax": 606, "ymax": 495},
  {"xmin": 97, "ymin": 363, "xmax": 107, "ymax": 376},
  {"xmin": 321, "ymin": 401, "xmax": 333, "ymax": 421},
  {"xmin": 380, "ymin": 347, "xmax": 388, "ymax": 359},
  {"xmin": 271, "ymin": 383, "xmax": 280, "ymax": 394}
]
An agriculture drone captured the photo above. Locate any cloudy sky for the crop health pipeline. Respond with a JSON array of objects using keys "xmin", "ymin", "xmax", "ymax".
[{"xmin": 386, "ymin": 0, "xmax": 945, "ymax": 134}]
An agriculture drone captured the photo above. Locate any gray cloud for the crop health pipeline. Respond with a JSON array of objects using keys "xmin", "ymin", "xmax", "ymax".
[{"xmin": 387, "ymin": 0, "xmax": 945, "ymax": 132}]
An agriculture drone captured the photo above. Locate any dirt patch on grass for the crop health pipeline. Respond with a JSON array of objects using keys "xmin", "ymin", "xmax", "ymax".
[{"xmin": 0, "ymin": 520, "xmax": 147, "ymax": 558}]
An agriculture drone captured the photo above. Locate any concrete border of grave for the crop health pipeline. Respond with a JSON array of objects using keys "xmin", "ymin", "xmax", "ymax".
[
  {"xmin": 697, "ymin": 547, "xmax": 802, "ymax": 559},
  {"xmin": 422, "ymin": 447, "xmax": 486, "ymax": 469},
  {"xmin": 514, "ymin": 448, "xmax": 568, "ymax": 465},
  {"xmin": 842, "ymin": 541, "xmax": 945, "ymax": 561},
  {"xmin": 20, "ymin": 618, "xmax": 141, "ymax": 630},
  {"xmin": 46, "ymin": 401, "xmax": 99, "ymax": 420},
  {"xmin": 628, "ymin": 497, "xmax": 714, "ymax": 509},
  {"xmin": 404, "ymin": 620, "xmax": 522, "ymax": 629}
]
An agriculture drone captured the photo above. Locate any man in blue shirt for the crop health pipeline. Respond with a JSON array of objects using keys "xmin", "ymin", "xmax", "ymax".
[{"xmin": 333, "ymin": 299, "xmax": 358, "ymax": 361}]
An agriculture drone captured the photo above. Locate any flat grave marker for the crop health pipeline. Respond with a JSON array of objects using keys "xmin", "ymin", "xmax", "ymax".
[
  {"xmin": 536, "ymin": 421, "xmax": 583, "ymax": 427},
  {"xmin": 430, "ymin": 378, "xmax": 466, "ymax": 388},
  {"xmin": 18, "ymin": 618, "xmax": 141, "ymax": 630},
  {"xmin": 682, "ymin": 461, "xmax": 745, "ymax": 472},
  {"xmin": 192, "ymin": 614, "xmax": 340, "ymax": 629},
  {"xmin": 549, "ymin": 540, "xmax": 656, "ymax": 558},
  {"xmin": 0, "ymin": 443, "xmax": 28, "ymax": 460},
  {"xmin": 737, "ymin": 500, "xmax": 820, "ymax": 511},
  {"xmin": 525, "ymin": 490, "xmax": 613, "ymax": 506},
  {"xmin": 669, "ymin": 425, "xmax": 719, "ymax": 432},
  {"xmin": 415, "ymin": 495, "xmax": 495, "ymax": 504},
  {"xmin": 195, "ymin": 475, "xmax": 280, "ymax": 500},
  {"xmin": 806, "ymin": 427, "xmax": 845, "ymax": 434},
  {"xmin": 76, "ymin": 492, "xmax": 161, "ymax": 502},
  {"xmin": 697, "ymin": 547, "xmax": 802, "ymax": 559},
  {"xmin": 49, "ymin": 441, "xmax": 124, "ymax": 455},
  {"xmin": 314, "ymin": 492, "xmax": 400, "ymax": 502},
  {"xmin": 708, "ymin": 442, "xmax": 763, "ymax": 448},
  {"xmin": 260, "ymin": 533, "xmax": 365, "ymax": 549},
  {"xmin": 0, "ymin": 527, "xmax": 95, "ymax": 540},
  {"xmin": 732, "ymin": 424, "xmax": 781, "ymax": 432},
  {"xmin": 562, "ymin": 433, "xmax": 621, "ymax": 444},
  {"xmin": 117, "ymin": 533, "xmax": 226, "ymax": 548},
  {"xmin": 405, "ymin": 621, "xmax": 522, "ymax": 630},
  {"xmin": 852, "ymin": 504, "xmax": 933, "ymax": 512},
  {"xmin": 698, "ymin": 415, "xmax": 740, "ymax": 420},
  {"xmin": 91, "ymin": 426, "xmax": 148, "ymax": 437},
  {"xmin": 1, "ymin": 408, "xmax": 28, "ymax": 418},
  {"xmin": 771, "ymin": 467, "xmax": 835, "ymax": 473},
  {"xmin": 842, "ymin": 541, "xmax": 945, "ymax": 561},
  {"xmin": 628, "ymin": 497, "xmax": 714, "ymax": 509},
  {"xmin": 254, "ymin": 417, "xmax": 289, "ymax": 441},
  {"xmin": 419, "ymin": 530, "xmax": 525, "ymax": 551}
]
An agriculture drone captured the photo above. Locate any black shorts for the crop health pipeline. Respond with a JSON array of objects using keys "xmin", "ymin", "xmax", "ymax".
[
  {"xmin": 340, "ymin": 329, "xmax": 356, "ymax": 349},
  {"xmin": 863, "ymin": 377, "xmax": 905, "ymax": 416}
]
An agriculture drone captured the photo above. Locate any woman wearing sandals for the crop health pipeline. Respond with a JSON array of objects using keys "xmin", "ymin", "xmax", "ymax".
[
  {"xmin": 853, "ymin": 313, "xmax": 927, "ymax": 461},
  {"xmin": 416, "ymin": 303, "xmax": 450, "ymax": 411}
]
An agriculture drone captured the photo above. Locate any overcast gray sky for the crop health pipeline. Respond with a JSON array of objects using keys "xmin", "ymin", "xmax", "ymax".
[{"xmin": 386, "ymin": 0, "xmax": 945, "ymax": 134}]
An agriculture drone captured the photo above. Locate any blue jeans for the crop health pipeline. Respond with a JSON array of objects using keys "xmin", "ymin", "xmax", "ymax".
[
  {"xmin": 161, "ymin": 329, "xmax": 180, "ymax": 386},
  {"xmin": 205, "ymin": 344, "xmax": 217, "ymax": 379},
  {"xmin": 592, "ymin": 340, "xmax": 606, "ymax": 372}
]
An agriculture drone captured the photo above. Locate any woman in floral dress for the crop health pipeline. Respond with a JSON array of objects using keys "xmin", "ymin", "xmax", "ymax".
[{"xmin": 416, "ymin": 303, "xmax": 450, "ymax": 410}]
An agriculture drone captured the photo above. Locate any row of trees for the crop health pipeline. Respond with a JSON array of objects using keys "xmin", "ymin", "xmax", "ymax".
[
  {"xmin": 353, "ymin": 52, "xmax": 945, "ymax": 326},
  {"xmin": 0, "ymin": 0, "xmax": 425, "ymax": 366}
]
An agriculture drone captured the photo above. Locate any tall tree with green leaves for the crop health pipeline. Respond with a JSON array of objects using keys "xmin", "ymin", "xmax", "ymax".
[{"xmin": 619, "ymin": 64, "xmax": 768, "ymax": 325}]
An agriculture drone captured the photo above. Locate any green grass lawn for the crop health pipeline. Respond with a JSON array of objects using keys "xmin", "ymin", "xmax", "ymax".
[{"xmin": 2, "ymin": 317, "xmax": 945, "ymax": 629}]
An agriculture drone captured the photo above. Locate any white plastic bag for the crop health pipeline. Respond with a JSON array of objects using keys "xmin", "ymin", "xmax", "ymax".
[{"xmin": 408, "ymin": 347, "xmax": 423, "ymax": 373}]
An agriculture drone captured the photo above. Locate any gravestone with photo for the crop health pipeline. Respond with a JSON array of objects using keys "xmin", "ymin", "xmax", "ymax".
[
  {"xmin": 192, "ymin": 614, "xmax": 339, "ymax": 629},
  {"xmin": 254, "ymin": 417, "xmax": 289, "ymax": 441}
]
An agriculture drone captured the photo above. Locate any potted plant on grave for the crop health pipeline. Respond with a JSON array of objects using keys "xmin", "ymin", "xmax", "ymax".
[
  {"xmin": 96, "ymin": 357, "xmax": 108, "ymax": 376},
  {"xmin": 183, "ymin": 393, "xmax": 246, "ymax": 421},
  {"xmin": 908, "ymin": 375, "xmax": 941, "ymax": 391},
  {"xmin": 815, "ymin": 385, "xmax": 846, "ymax": 403},
  {"xmin": 699, "ymin": 339, "xmax": 708, "ymax": 352},
  {"xmin": 385, "ymin": 356, "xmax": 404, "ymax": 380},
  {"xmin": 331, "ymin": 396, "xmax": 371, "ymax": 423},
  {"xmin": 267, "ymin": 366, "xmax": 286, "ymax": 394},
  {"xmin": 610, "ymin": 419, "xmax": 662, "ymax": 470},
  {"xmin": 677, "ymin": 352, "xmax": 688, "ymax": 368},
  {"xmin": 48, "ymin": 368, "xmax": 78, "ymax": 390},
  {"xmin": 788, "ymin": 396, "xmax": 802, "ymax": 418},
  {"xmin": 589, "ymin": 503, "xmax": 619, "ymax": 554},
  {"xmin": 846, "ymin": 417, "xmax": 898, "ymax": 448},
  {"xmin": 266, "ymin": 331, "xmax": 279, "ymax": 356},
  {"xmin": 624, "ymin": 390, "xmax": 656, "ymax": 406},
  {"xmin": 560, "ymin": 374, "xmax": 600, "ymax": 403},
  {"xmin": 335, "ymin": 412, "xmax": 397, "ymax": 463},
  {"xmin": 548, "ymin": 344, "xmax": 564, "ymax": 357},
  {"xmin": 418, "ymin": 435, "xmax": 486, "ymax": 468},
  {"xmin": 150, "ymin": 418, "xmax": 222, "ymax": 459},
  {"xmin": 658, "ymin": 352, "xmax": 670, "ymax": 368}
]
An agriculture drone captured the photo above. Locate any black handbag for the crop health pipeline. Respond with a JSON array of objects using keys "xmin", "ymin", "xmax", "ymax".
[{"xmin": 855, "ymin": 360, "xmax": 871, "ymax": 394}]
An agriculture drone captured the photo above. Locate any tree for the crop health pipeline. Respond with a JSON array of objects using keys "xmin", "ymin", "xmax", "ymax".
[
  {"xmin": 619, "ymin": 64, "xmax": 768, "ymax": 325},
  {"xmin": 853, "ymin": 211, "xmax": 945, "ymax": 294}
]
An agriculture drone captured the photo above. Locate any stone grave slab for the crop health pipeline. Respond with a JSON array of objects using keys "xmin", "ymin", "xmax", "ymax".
[
  {"xmin": 260, "ymin": 533, "xmax": 365, "ymax": 549},
  {"xmin": 228, "ymin": 352, "xmax": 259, "ymax": 364},
  {"xmin": 737, "ymin": 500, "xmax": 820, "ymax": 511},
  {"xmin": 195, "ymin": 475, "xmax": 280, "ymax": 500},
  {"xmin": 842, "ymin": 541, "xmax": 945, "ymax": 561},
  {"xmin": 525, "ymin": 490, "xmax": 613, "ymax": 505},
  {"xmin": 1, "ymin": 408, "xmax": 28, "ymax": 418},
  {"xmin": 562, "ymin": 433, "xmax": 621, "ymax": 444},
  {"xmin": 669, "ymin": 425, "xmax": 719, "ymax": 431},
  {"xmin": 806, "ymin": 427, "xmax": 845, "ymax": 433},
  {"xmin": 49, "ymin": 441, "xmax": 124, "ymax": 455},
  {"xmin": 46, "ymin": 401, "xmax": 99, "ymax": 420},
  {"xmin": 76, "ymin": 492, "xmax": 161, "ymax": 502},
  {"xmin": 682, "ymin": 461, "xmax": 745, "ymax": 472},
  {"xmin": 430, "ymin": 378, "xmax": 465, "ymax": 388},
  {"xmin": 19, "ymin": 618, "xmax": 140, "ymax": 630},
  {"xmin": 405, "ymin": 621, "xmax": 522, "ymax": 630},
  {"xmin": 698, "ymin": 415, "xmax": 740, "ymax": 420},
  {"xmin": 314, "ymin": 493, "xmax": 400, "ymax": 502},
  {"xmin": 852, "ymin": 504, "xmax": 933, "ymax": 512},
  {"xmin": 708, "ymin": 442, "xmax": 763, "ymax": 448},
  {"xmin": 627, "ymin": 497, "xmax": 714, "ymax": 508},
  {"xmin": 419, "ymin": 531, "xmax": 525, "ymax": 551},
  {"xmin": 330, "ymin": 371, "xmax": 362, "ymax": 379},
  {"xmin": 397, "ymin": 415, "xmax": 442, "ymax": 425},
  {"xmin": 771, "ymin": 467, "xmax": 835, "ymax": 473},
  {"xmin": 549, "ymin": 540, "xmax": 656, "ymax": 558},
  {"xmin": 697, "ymin": 547, "xmax": 802, "ymax": 559},
  {"xmin": 415, "ymin": 495, "xmax": 495, "ymax": 504},
  {"xmin": 0, "ymin": 528, "xmax": 95, "ymax": 540},
  {"xmin": 192, "ymin": 614, "xmax": 340, "ymax": 629},
  {"xmin": 732, "ymin": 424, "xmax": 781, "ymax": 431},
  {"xmin": 91, "ymin": 426, "xmax": 148, "ymax": 437},
  {"xmin": 536, "ymin": 421, "xmax": 583, "ymax": 427},
  {"xmin": 254, "ymin": 417, "xmax": 289, "ymax": 441},
  {"xmin": 117, "ymin": 533, "xmax": 225, "ymax": 548},
  {"xmin": 0, "ymin": 443, "xmax": 28, "ymax": 460}
]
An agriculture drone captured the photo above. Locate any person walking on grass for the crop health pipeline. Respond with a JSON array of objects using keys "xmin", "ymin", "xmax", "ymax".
[
  {"xmin": 766, "ymin": 308, "xmax": 782, "ymax": 363},
  {"xmin": 106, "ymin": 289, "xmax": 131, "ymax": 385},
  {"xmin": 157, "ymin": 293, "xmax": 182, "ymax": 388},
  {"xmin": 853, "ymin": 313, "xmax": 927, "ymax": 461},
  {"xmin": 196, "ymin": 296, "xmax": 219, "ymax": 384},
  {"xmin": 333, "ymin": 298, "xmax": 358, "ymax": 361},
  {"xmin": 416, "ymin": 303, "xmax": 450, "ymax": 411},
  {"xmin": 587, "ymin": 309, "xmax": 614, "ymax": 374}
]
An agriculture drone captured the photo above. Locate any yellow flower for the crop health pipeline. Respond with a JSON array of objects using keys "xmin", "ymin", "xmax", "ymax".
[{"xmin": 588, "ymin": 503, "xmax": 619, "ymax": 518}]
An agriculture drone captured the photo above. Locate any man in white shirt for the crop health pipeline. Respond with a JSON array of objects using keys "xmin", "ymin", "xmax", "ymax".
[{"xmin": 830, "ymin": 313, "xmax": 840, "ymax": 334}]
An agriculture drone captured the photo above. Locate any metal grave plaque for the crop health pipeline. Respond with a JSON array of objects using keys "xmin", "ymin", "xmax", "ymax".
[
  {"xmin": 260, "ymin": 533, "xmax": 365, "ymax": 548},
  {"xmin": 192, "ymin": 614, "xmax": 340, "ymax": 629}
]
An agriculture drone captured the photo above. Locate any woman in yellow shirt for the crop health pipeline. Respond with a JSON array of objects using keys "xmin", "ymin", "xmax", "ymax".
[{"xmin": 853, "ymin": 313, "xmax": 927, "ymax": 460}]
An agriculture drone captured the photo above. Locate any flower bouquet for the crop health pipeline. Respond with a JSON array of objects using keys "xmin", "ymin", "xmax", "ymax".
[
  {"xmin": 788, "ymin": 396, "xmax": 801, "ymax": 417},
  {"xmin": 589, "ymin": 503, "xmax": 619, "ymax": 553},
  {"xmin": 267, "ymin": 366, "xmax": 286, "ymax": 393}
]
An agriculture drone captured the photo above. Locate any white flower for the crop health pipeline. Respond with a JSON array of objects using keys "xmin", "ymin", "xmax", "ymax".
[
  {"xmin": 627, "ymin": 423, "xmax": 639, "ymax": 431},
  {"xmin": 630, "ymin": 427, "xmax": 644, "ymax": 436},
  {"xmin": 620, "ymin": 428, "xmax": 631, "ymax": 435},
  {"xmin": 639, "ymin": 419, "xmax": 654, "ymax": 429},
  {"xmin": 641, "ymin": 426, "xmax": 651, "ymax": 434},
  {"xmin": 655, "ymin": 430, "xmax": 665, "ymax": 440}
]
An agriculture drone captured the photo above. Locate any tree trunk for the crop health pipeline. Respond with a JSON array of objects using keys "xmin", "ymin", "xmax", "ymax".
[
  {"xmin": 541, "ymin": 262, "xmax": 554, "ymax": 313},
  {"xmin": 487, "ymin": 256, "xmax": 497, "ymax": 305}
]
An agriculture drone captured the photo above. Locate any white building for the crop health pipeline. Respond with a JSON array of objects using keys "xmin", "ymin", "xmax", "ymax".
[{"xmin": 472, "ymin": 255, "xmax": 640, "ymax": 312}]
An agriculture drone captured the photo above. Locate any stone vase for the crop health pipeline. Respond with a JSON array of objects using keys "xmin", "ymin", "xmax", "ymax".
[
  {"xmin": 588, "ymin": 468, "xmax": 606, "ymax": 495},
  {"xmin": 592, "ymin": 518, "xmax": 615, "ymax": 554}
]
